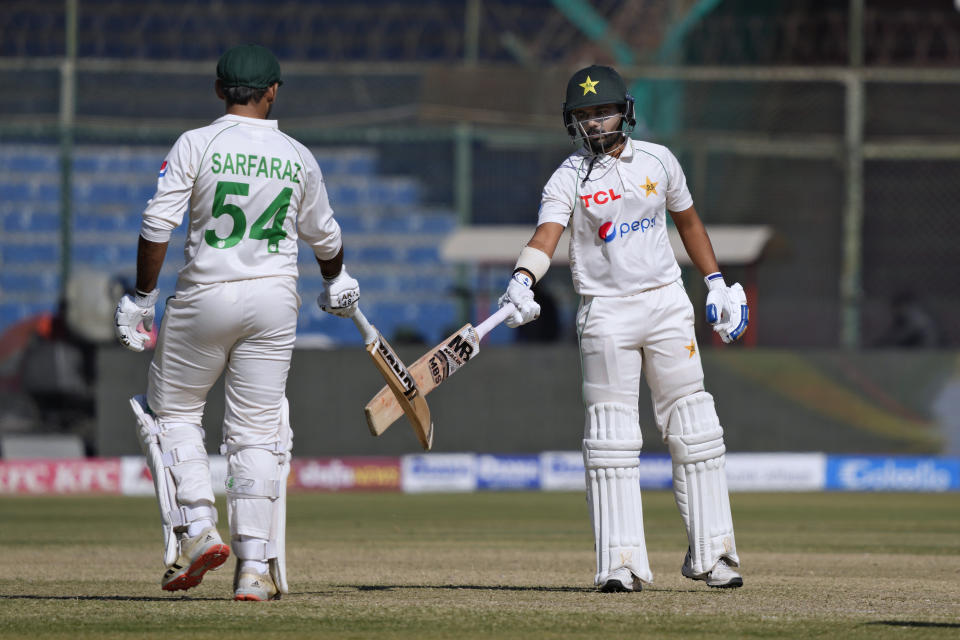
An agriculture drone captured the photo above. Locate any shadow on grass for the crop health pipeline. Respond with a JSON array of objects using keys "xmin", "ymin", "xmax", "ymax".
[
  {"xmin": 353, "ymin": 584, "xmax": 596, "ymax": 593},
  {"xmin": 867, "ymin": 621, "xmax": 960, "ymax": 629},
  {"xmin": 0, "ymin": 594, "xmax": 222, "ymax": 602},
  {"xmin": 351, "ymin": 585, "xmax": 713, "ymax": 594}
]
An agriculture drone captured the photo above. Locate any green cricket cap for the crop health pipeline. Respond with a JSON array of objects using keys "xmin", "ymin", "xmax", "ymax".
[
  {"xmin": 216, "ymin": 44, "xmax": 283, "ymax": 89},
  {"xmin": 563, "ymin": 65, "xmax": 628, "ymax": 112}
]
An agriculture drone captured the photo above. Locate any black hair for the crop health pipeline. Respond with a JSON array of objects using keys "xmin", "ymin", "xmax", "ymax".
[{"xmin": 222, "ymin": 85, "xmax": 268, "ymax": 107}]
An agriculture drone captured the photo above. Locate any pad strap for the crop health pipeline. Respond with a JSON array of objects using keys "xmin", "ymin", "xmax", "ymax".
[
  {"xmin": 582, "ymin": 439, "xmax": 644, "ymax": 468},
  {"xmin": 169, "ymin": 503, "xmax": 217, "ymax": 528},
  {"xmin": 226, "ymin": 476, "xmax": 282, "ymax": 499},
  {"xmin": 233, "ymin": 538, "xmax": 278, "ymax": 561},
  {"xmin": 221, "ymin": 440, "xmax": 290, "ymax": 462},
  {"xmin": 161, "ymin": 445, "xmax": 207, "ymax": 467}
]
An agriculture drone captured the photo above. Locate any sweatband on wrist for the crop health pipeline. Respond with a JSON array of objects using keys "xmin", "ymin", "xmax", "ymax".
[
  {"xmin": 514, "ymin": 246, "xmax": 551, "ymax": 286},
  {"xmin": 704, "ymin": 272, "xmax": 726, "ymax": 290}
]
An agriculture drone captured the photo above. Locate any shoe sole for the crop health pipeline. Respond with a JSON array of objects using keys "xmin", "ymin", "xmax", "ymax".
[
  {"xmin": 599, "ymin": 579, "xmax": 640, "ymax": 593},
  {"xmin": 707, "ymin": 577, "xmax": 743, "ymax": 589},
  {"xmin": 162, "ymin": 544, "xmax": 230, "ymax": 592},
  {"xmin": 682, "ymin": 570, "xmax": 744, "ymax": 589},
  {"xmin": 233, "ymin": 592, "xmax": 280, "ymax": 601}
]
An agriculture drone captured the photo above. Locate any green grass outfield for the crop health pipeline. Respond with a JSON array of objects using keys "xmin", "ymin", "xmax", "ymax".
[{"xmin": 1, "ymin": 491, "xmax": 958, "ymax": 639}]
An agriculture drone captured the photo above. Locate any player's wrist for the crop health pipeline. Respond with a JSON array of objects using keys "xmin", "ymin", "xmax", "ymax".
[
  {"xmin": 704, "ymin": 272, "xmax": 726, "ymax": 291},
  {"xmin": 511, "ymin": 270, "xmax": 534, "ymax": 288},
  {"xmin": 323, "ymin": 266, "xmax": 348, "ymax": 284},
  {"xmin": 133, "ymin": 288, "xmax": 159, "ymax": 307}
]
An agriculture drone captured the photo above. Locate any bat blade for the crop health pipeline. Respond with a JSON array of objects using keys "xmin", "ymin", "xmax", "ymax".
[
  {"xmin": 363, "ymin": 331, "xmax": 433, "ymax": 450},
  {"xmin": 364, "ymin": 323, "xmax": 480, "ymax": 436}
]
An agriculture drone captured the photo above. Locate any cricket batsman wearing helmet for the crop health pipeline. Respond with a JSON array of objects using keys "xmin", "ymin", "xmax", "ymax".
[
  {"xmin": 498, "ymin": 65, "xmax": 746, "ymax": 592},
  {"xmin": 114, "ymin": 44, "xmax": 360, "ymax": 600}
]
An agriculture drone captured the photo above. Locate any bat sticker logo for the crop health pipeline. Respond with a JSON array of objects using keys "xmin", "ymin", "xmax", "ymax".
[
  {"xmin": 428, "ymin": 350, "xmax": 449, "ymax": 384},
  {"xmin": 427, "ymin": 328, "xmax": 479, "ymax": 384},
  {"xmin": 375, "ymin": 339, "xmax": 418, "ymax": 400}
]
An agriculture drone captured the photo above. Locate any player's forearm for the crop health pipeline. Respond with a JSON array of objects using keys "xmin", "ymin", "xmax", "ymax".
[
  {"xmin": 316, "ymin": 244, "xmax": 345, "ymax": 279},
  {"xmin": 671, "ymin": 208, "xmax": 720, "ymax": 277},
  {"xmin": 527, "ymin": 222, "xmax": 564, "ymax": 258},
  {"xmin": 136, "ymin": 235, "xmax": 169, "ymax": 293},
  {"xmin": 513, "ymin": 222, "xmax": 563, "ymax": 285}
]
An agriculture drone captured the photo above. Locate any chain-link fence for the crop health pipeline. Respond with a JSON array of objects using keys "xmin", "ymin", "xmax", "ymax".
[{"xmin": 1, "ymin": 0, "xmax": 959, "ymax": 349}]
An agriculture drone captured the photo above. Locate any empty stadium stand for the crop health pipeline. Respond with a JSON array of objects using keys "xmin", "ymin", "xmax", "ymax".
[{"xmin": 0, "ymin": 144, "xmax": 461, "ymax": 345}]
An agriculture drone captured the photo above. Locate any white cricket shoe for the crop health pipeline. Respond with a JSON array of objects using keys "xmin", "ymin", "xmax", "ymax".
[
  {"xmin": 599, "ymin": 567, "xmax": 642, "ymax": 593},
  {"xmin": 234, "ymin": 570, "xmax": 280, "ymax": 601},
  {"xmin": 161, "ymin": 527, "xmax": 230, "ymax": 592},
  {"xmin": 681, "ymin": 550, "xmax": 743, "ymax": 589}
]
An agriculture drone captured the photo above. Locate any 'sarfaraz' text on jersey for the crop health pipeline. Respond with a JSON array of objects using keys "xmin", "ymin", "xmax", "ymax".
[{"xmin": 211, "ymin": 152, "xmax": 302, "ymax": 184}]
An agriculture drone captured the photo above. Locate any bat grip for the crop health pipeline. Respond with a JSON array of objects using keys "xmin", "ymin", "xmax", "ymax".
[
  {"xmin": 350, "ymin": 307, "xmax": 379, "ymax": 346},
  {"xmin": 475, "ymin": 303, "xmax": 516, "ymax": 340}
]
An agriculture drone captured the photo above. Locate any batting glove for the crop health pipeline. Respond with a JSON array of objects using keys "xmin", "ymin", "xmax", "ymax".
[
  {"xmin": 318, "ymin": 267, "xmax": 360, "ymax": 318},
  {"xmin": 498, "ymin": 271, "xmax": 540, "ymax": 328},
  {"xmin": 704, "ymin": 273, "xmax": 749, "ymax": 343},
  {"xmin": 114, "ymin": 288, "xmax": 159, "ymax": 352}
]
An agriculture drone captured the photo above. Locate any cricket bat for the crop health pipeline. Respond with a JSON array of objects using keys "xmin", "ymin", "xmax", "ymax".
[
  {"xmin": 363, "ymin": 303, "xmax": 516, "ymax": 437},
  {"xmin": 350, "ymin": 307, "xmax": 433, "ymax": 450}
]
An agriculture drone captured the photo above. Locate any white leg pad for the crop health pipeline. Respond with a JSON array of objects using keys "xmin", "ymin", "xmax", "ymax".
[
  {"xmin": 582, "ymin": 402, "xmax": 653, "ymax": 586},
  {"xmin": 131, "ymin": 395, "xmax": 216, "ymax": 567},
  {"xmin": 666, "ymin": 391, "xmax": 738, "ymax": 575},
  {"xmin": 225, "ymin": 397, "xmax": 292, "ymax": 594}
]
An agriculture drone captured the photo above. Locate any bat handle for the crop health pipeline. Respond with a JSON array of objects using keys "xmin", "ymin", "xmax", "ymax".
[
  {"xmin": 475, "ymin": 303, "xmax": 516, "ymax": 340},
  {"xmin": 350, "ymin": 307, "xmax": 379, "ymax": 346}
]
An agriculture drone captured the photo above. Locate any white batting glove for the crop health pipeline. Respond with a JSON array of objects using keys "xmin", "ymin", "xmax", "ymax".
[
  {"xmin": 114, "ymin": 288, "xmax": 159, "ymax": 352},
  {"xmin": 318, "ymin": 268, "xmax": 360, "ymax": 318},
  {"xmin": 705, "ymin": 273, "xmax": 749, "ymax": 343},
  {"xmin": 498, "ymin": 271, "xmax": 541, "ymax": 328}
]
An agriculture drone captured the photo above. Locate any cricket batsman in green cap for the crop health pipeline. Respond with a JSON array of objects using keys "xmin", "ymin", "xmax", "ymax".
[{"xmin": 114, "ymin": 44, "xmax": 361, "ymax": 600}]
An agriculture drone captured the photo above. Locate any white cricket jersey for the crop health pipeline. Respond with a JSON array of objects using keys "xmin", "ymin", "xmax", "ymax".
[
  {"xmin": 537, "ymin": 139, "xmax": 693, "ymax": 297},
  {"xmin": 140, "ymin": 114, "xmax": 342, "ymax": 288}
]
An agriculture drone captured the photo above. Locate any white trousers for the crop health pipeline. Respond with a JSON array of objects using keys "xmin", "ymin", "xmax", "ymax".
[
  {"xmin": 577, "ymin": 280, "xmax": 704, "ymax": 431},
  {"xmin": 578, "ymin": 280, "xmax": 737, "ymax": 580},
  {"xmin": 147, "ymin": 275, "xmax": 299, "ymax": 446}
]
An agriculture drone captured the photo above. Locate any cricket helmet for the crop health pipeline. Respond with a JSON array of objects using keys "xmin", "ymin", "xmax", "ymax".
[{"xmin": 562, "ymin": 65, "xmax": 636, "ymax": 143}]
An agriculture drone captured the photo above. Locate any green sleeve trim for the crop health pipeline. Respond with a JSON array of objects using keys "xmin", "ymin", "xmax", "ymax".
[
  {"xmin": 635, "ymin": 145, "xmax": 671, "ymax": 193},
  {"xmin": 193, "ymin": 123, "xmax": 241, "ymax": 189}
]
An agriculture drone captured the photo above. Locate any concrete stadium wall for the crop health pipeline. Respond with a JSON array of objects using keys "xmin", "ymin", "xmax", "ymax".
[{"xmin": 97, "ymin": 346, "xmax": 960, "ymax": 457}]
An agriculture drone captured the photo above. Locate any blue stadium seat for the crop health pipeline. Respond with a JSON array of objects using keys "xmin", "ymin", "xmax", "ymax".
[
  {"xmin": 5, "ymin": 151, "xmax": 57, "ymax": 173},
  {"xmin": 1, "ymin": 243, "xmax": 59, "ymax": 264},
  {"xmin": 405, "ymin": 246, "xmax": 441, "ymax": 265},
  {"xmin": 0, "ymin": 271, "xmax": 59, "ymax": 295},
  {"xmin": 34, "ymin": 184, "xmax": 60, "ymax": 203},
  {"xmin": 72, "ymin": 243, "xmax": 137, "ymax": 267},
  {"xmin": 0, "ymin": 183, "xmax": 32, "ymax": 202},
  {"xmin": 335, "ymin": 216, "xmax": 365, "ymax": 234},
  {"xmin": 354, "ymin": 246, "xmax": 397, "ymax": 263},
  {"xmin": 3, "ymin": 212, "xmax": 60, "ymax": 233},
  {"xmin": 0, "ymin": 302, "xmax": 54, "ymax": 333},
  {"xmin": 84, "ymin": 183, "xmax": 134, "ymax": 204}
]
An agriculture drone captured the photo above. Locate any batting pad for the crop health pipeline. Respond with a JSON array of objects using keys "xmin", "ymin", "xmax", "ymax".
[
  {"xmin": 224, "ymin": 398, "xmax": 292, "ymax": 594},
  {"xmin": 666, "ymin": 391, "xmax": 738, "ymax": 575},
  {"xmin": 582, "ymin": 402, "xmax": 653, "ymax": 586},
  {"xmin": 131, "ymin": 395, "xmax": 217, "ymax": 567}
]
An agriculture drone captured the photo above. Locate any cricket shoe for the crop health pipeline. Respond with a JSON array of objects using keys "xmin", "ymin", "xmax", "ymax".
[
  {"xmin": 234, "ymin": 569, "xmax": 279, "ymax": 601},
  {"xmin": 681, "ymin": 550, "xmax": 743, "ymax": 589},
  {"xmin": 161, "ymin": 527, "xmax": 230, "ymax": 592},
  {"xmin": 599, "ymin": 567, "xmax": 642, "ymax": 593}
]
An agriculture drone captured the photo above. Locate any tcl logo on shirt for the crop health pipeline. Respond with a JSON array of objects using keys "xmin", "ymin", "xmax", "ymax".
[
  {"xmin": 579, "ymin": 188, "xmax": 621, "ymax": 208},
  {"xmin": 598, "ymin": 217, "xmax": 657, "ymax": 243}
]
